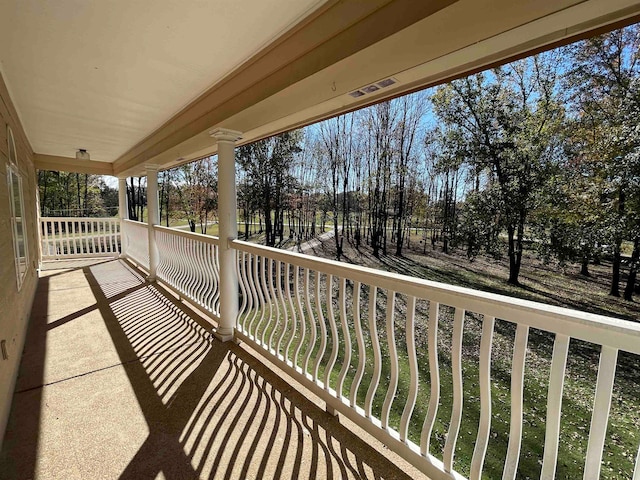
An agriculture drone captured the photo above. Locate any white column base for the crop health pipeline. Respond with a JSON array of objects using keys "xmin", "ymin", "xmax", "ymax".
[{"xmin": 214, "ymin": 329, "xmax": 236, "ymax": 343}]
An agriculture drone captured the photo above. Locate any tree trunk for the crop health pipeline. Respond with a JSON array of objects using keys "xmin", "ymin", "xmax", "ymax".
[
  {"xmin": 334, "ymin": 210, "xmax": 342, "ymax": 261},
  {"xmin": 127, "ymin": 178, "xmax": 137, "ymax": 221},
  {"xmin": 395, "ymin": 188, "xmax": 405, "ymax": 256},
  {"xmin": 159, "ymin": 173, "xmax": 165, "ymax": 225},
  {"xmin": 342, "ymin": 178, "xmax": 348, "ymax": 242},
  {"xmin": 165, "ymin": 181, "xmax": 170, "ymax": 227},
  {"xmin": 40, "ymin": 171, "xmax": 48, "ymax": 215},
  {"xmin": 442, "ymin": 173, "xmax": 450, "ymax": 254},
  {"xmin": 580, "ymin": 255, "xmax": 590, "ymax": 277},
  {"xmin": 507, "ymin": 225, "xmax": 521, "ymax": 285},
  {"xmin": 509, "ymin": 212, "xmax": 526, "ymax": 285},
  {"xmin": 137, "ymin": 177, "xmax": 144, "ymax": 223},
  {"xmin": 609, "ymin": 239, "xmax": 622, "ymax": 297},
  {"xmin": 76, "ymin": 173, "xmax": 82, "ymax": 216},
  {"xmin": 265, "ymin": 209, "xmax": 273, "ymax": 246},
  {"xmin": 610, "ymin": 187, "xmax": 625, "ymax": 297},
  {"xmin": 84, "ymin": 174, "xmax": 89, "ymax": 216},
  {"xmin": 610, "ymin": 240, "xmax": 622, "ymax": 297},
  {"xmin": 244, "ymin": 208, "xmax": 250, "ymax": 240},
  {"xmin": 382, "ymin": 219, "xmax": 387, "ymax": 256},
  {"xmin": 623, "ymin": 237, "xmax": 639, "ymax": 301}
]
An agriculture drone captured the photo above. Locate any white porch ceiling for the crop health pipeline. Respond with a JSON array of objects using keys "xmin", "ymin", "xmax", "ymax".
[{"xmin": 0, "ymin": 0, "xmax": 326, "ymax": 162}]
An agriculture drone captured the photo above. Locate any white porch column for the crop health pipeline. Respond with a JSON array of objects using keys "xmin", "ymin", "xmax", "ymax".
[
  {"xmin": 210, "ymin": 128, "xmax": 242, "ymax": 342},
  {"xmin": 146, "ymin": 165, "xmax": 160, "ymax": 281},
  {"xmin": 118, "ymin": 177, "xmax": 128, "ymax": 258}
]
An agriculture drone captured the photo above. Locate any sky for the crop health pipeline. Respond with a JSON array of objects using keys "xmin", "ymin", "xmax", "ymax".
[{"xmin": 101, "ymin": 175, "xmax": 119, "ymax": 189}]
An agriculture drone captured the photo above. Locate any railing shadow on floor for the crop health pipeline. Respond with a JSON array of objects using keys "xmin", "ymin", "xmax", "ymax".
[{"xmin": 83, "ymin": 260, "xmax": 414, "ymax": 480}]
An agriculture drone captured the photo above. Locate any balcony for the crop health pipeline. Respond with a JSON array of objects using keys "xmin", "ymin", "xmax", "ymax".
[
  {"xmin": 3, "ymin": 2, "xmax": 640, "ymax": 478},
  {"xmin": 1, "ymin": 217, "xmax": 639, "ymax": 479}
]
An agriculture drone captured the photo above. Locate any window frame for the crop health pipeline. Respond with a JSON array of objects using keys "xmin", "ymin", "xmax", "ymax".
[{"xmin": 6, "ymin": 126, "xmax": 28, "ymax": 290}]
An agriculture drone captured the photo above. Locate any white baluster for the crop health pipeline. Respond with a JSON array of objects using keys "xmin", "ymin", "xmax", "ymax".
[
  {"xmin": 421, "ymin": 301, "xmax": 440, "ymax": 456},
  {"xmin": 471, "ymin": 316, "xmax": 495, "ymax": 480},
  {"xmin": 400, "ymin": 296, "xmax": 417, "ymax": 443},
  {"xmin": 381, "ymin": 291, "xmax": 398, "ymax": 431},
  {"xmin": 583, "ymin": 346, "xmax": 618, "ymax": 479},
  {"xmin": 365, "ymin": 286, "xmax": 380, "ymax": 419},
  {"xmin": 502, "ymin": 324, "xmax": 529, "ymax": 480},
  {"xmin": 541, "ymin": 334, "xmax": 570, "ymax": 479},
  {"xmin": 350, "ymin": 281, "xmax": 365, "ymax": 408},
  {"xmin": 302, "ymin": 269, "xmax": 317, "ymax": 375},
  {"xmin": 291, "ymin": 265, "xmax": 305, "ymax": 369},
  {"xmin": 312, "ymin": 272, "xmax": 327, "ymax": 383},
  {"xmin": 324, "ymin": 275, "xmax": 339, "ymax": 391},
  {"xmin": 336, "ymin": 277, "xmax": 351, "ymax": 399},
  {"xmin": 444, "ymin": 307, "xmax": 465, "ymax": 473}
]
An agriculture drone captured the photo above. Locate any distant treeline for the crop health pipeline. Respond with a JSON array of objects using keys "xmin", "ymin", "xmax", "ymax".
[
  {"xmin": 40, "ymin": 25, "xmax": 640, "ymax": 301},
  {"xmin": 38, "ymin": 171, "xmax": 119, "ymax": 217}
]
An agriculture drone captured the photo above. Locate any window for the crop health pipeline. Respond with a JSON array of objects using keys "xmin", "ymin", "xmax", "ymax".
[{"xmin": 6, "ymin": 126, "xmax": 28, "ymax": 290}]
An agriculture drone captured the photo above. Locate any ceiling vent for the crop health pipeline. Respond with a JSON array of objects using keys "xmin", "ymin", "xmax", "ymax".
[
  {"xmin": 348, "ymin": 77, "xmax": 397, "ymax": 99},
  {"xmin": 377, "ymin": 78, "xmax": 396, "ymax": 88}
]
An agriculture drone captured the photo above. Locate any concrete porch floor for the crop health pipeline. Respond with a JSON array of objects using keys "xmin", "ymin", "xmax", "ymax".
[{"xmin": 0, "ymin": 259, "xmax": 426, "ymax": 480}]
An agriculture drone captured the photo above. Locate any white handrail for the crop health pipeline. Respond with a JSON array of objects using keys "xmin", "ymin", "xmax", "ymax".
[
  {"xmin": 154, "ymin": 224, "xmax": 220, "ymax": 245},
  {"xmin": 40, "ymin": 217, "xmax": 120, "ymax": 259},
  {"xmin": 41, "ymin": 216, "xmax": 118, "ymax": 222}
]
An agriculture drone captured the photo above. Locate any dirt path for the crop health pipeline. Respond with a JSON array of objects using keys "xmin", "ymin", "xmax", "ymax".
[{"xmin": 288, "ymin": 228, "xmax": 338, "ymax": 253}]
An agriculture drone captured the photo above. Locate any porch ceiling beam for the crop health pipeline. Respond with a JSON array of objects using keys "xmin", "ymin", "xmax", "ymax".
[
  {"xmin": 111, "ymin": 0, "xmax": 456, "ymax": 175},
  {"xmin": 34, "ymin": 154, "xmax": 114, "ymax": 176}
]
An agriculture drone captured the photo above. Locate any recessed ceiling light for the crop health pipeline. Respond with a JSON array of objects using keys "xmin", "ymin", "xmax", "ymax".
[{"xmin": 362, "ymin": 84, "xmax": 380, "ymax": 94}]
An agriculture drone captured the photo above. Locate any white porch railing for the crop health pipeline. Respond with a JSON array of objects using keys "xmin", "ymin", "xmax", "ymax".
[
  {"xmin": 77, "ymin": 219, "xmax": 640, "ymax": 479},
  {"xmin": 231, "ymin": 239, "xmax": 640, "ymax": 480},
  {"xmin": 121, "ymin": 219, "xmax": 149, "ymax": 270},
  {"xmin": 154, "ymin": 225, "xmax": 221, "ymax": 319},
  {"xmin": 40, "ymin": 217, "xmax": 120, "ymax": 259}
]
